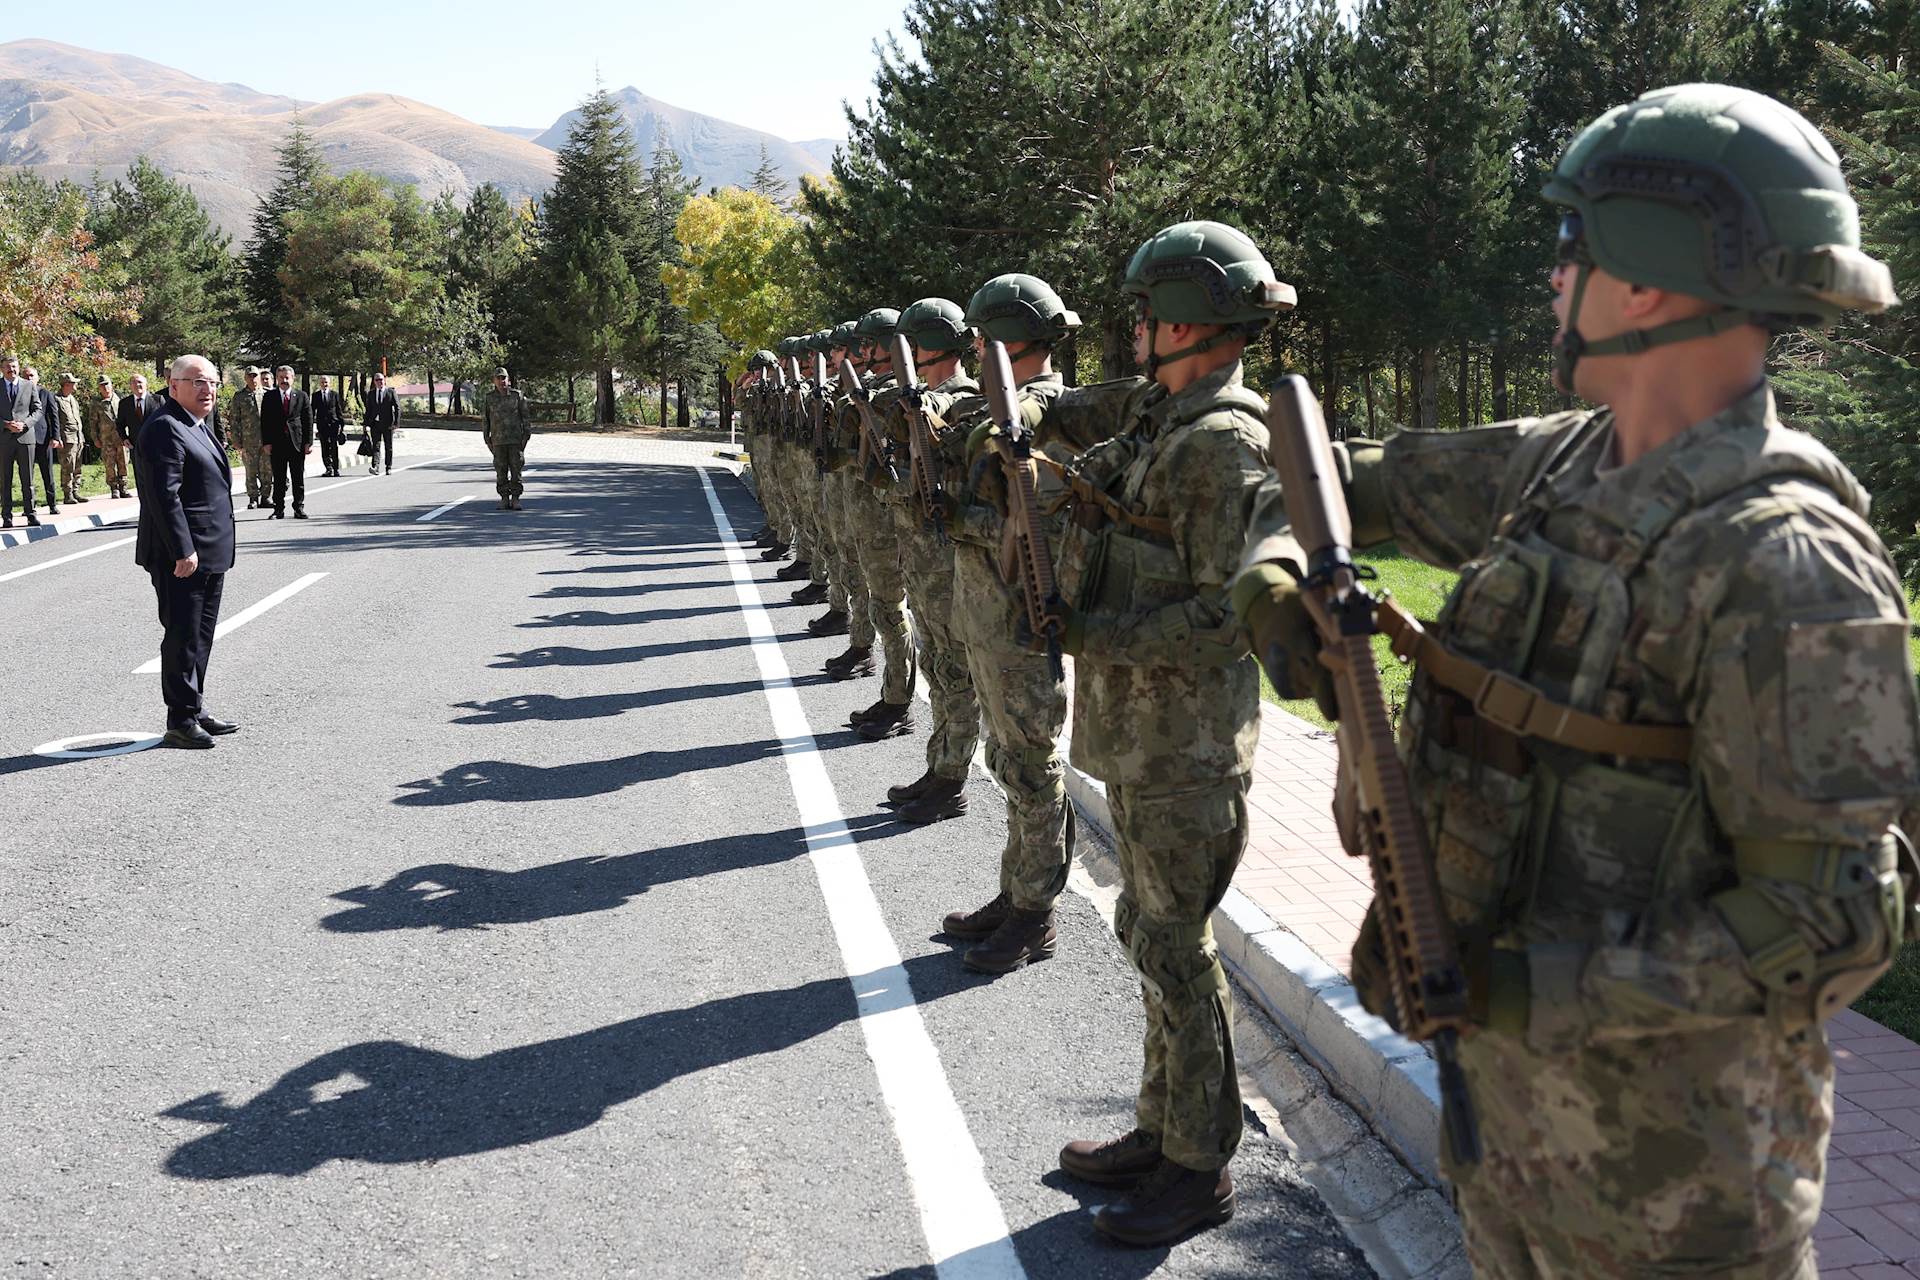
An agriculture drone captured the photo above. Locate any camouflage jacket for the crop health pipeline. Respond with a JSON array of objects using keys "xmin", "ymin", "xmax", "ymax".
[
  {"xmin": 943, "ymin": 371, "xmax": 1067, "ymax": 550},
  {"xmin": 1240, "ymin": 381, "xmax": 1920, "ymax": 1047},
  {"xmin": 882, "ymin": 368, "xmax": 979, "ymax": 511},
  {"xmin": 85, "ymin": 394, "xmax": 118, "ymax": 448},
  {"xmin": 1060, "ymin": 361, "xmax": 1271, "ymax": 785},
  {"xmin": 227, "ymin": 387, "xmax": 263, "ymax": 449},
  {"xmin": 483, "ymin": 388, "xmax": 532, "ymax": 449},
  {"xmin": 53, "ymin": 394, "xmax": 84, "ymax": 447}
]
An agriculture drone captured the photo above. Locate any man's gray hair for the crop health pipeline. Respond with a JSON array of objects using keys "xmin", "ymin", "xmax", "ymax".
[
  {"xmin": 275, "ymin": 364, "xmax": 295, "ymax": 376},
  {"xmin": 169, "ymin": 354, "xmax": 217, "ymax": 381}
]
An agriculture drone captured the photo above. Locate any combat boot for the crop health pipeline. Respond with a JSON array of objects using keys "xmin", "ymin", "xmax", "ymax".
[
  {"xmin": 941, "ymin": 890, "xmax": 1007, "ymax": 939},
  {"xmin": 807, "ymin": 609, "xmax": 849, "ymax": 638},
  {"xmin": 856, "ymin": 702, "xmax": 914, "ymax": 741},
  {"xmin": 498, "ymin": 498, "xmax": 510, "ymax": 510},
  {"xmin": 887, "ymin": 768, "xmax": 939, "ymax": 805},
  {"xmin": 776, "ymin": 560, "xmax": 811, "ymax": 582},
  {"xmin": 962, "ymin": 906, "xmax": 1055, "ymax": 973},
  {"xmin": 791, "ymin": 581, "xmax": 829, "ymax": 605},
  {"xmin": 751, "ymin": 525, "xmax": 774, "ymax": 544},
  {"xmin": 1058, "ymin": 1129, "xmax": 1162, "ymax": 1186},
  {"xmin": 826, "ymin": 647, "xmax": 875, "ymax": 681},
  {"xmin": 1092, "ymin": 1160, "xmax": 1234, "ymax": 1246},
  {"xmin": 847, "ymin": 694, "xmax": 890, "ymax": 724},
  {"xmin": 760, "ymin": 541, "xmax": 790, "ymax": 562},
  {"xmin": 899, "ymin": 777, "xmax": 968, "ymax": 825}
]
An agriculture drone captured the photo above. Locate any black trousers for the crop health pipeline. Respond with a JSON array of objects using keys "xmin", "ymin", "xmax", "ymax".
[
  {"xmin": 35, "ymin": 441, "xmax": 56, "ymax": 503},
  {"xmin": 0, "ymin": 435, "xmax": 34, "ymax": 518},
  {"xmin": 369, "ymin": 425, "xmax": 394, "ymax": 471},
  {"xmin": 151, "ymin": 566, "xmax": 224, "ymax": 728},
  {"xmin": 319, "ymin": 430, "xmax": 342, "ymax": 473},
  {"xmin": 271, "ymin": 446, "xmax": 306, "ymax": 512}
]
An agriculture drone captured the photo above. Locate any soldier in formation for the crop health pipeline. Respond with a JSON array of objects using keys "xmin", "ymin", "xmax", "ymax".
[
  {"xmin": 1232, "ymin": 85, "xmax": 1919, "ymax": 1275},
  {"xmin": 483, "ymin": 366, "xmax": 532, "ymax": 510}
]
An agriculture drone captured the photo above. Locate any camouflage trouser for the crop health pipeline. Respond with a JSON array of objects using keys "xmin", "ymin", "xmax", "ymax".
[
  {"xmin": 851, "ymin": 482, "xmax": 914, "ymax": 700},
  {"xmin": 798, "ymin": 454, "xmax": 830, "ymax": 586},
  {"xmin": 1449, "ymin": 1023, "xmax": 1828, "ymax": 1278},
  {"xmin": 241, "ymin": 443, "xmax": 269, "ymax": 503},
  {"xmin": 1109, "ymin": 775, "xmax": 1249, "ymax": 1172},
  {"xmin": 100, "ymin": 437, "xmax": 126, "ymax": 493},
  {"xmin": 893, "ymin": 503, "xmax": 978, "ymax": 781},
  {"xmin": 491, "ymin": 443, "xmax": 525, "ymax": 497},
  {"xmin": 60, "ymin": 437, "xmax": 84, "ymax": 498},
  {"xmin": 825, "ymin": 470, "xmax": 865, "ymax": 627}
]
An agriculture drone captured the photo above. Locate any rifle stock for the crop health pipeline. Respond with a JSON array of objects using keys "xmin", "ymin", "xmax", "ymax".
[
  {"xmin": 810, "ymin": 352, "xmax": 828, "ymax": 473},
  {"xmin": 892, "ymin": 334, "xmax": 947, "ymax": 542},
  {"xmin": 980, "ymin": 339, "xmax": 1065, "ymax": 681},
  {"xmin": 784, "ymin": 356, "xmax": 804, "ymax": 437},
  {"xmin": 1266, "ymin": 373, "xmax": 1481, "ymax": 1167},
  {"xmin": 837, "ymin": 361, "xmax": 897, "ymax": 485}
]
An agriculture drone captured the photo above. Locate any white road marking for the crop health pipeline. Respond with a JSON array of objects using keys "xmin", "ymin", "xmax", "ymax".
[
  {"xmin": 0, "ymin": 535, "xmax": 135, "ymax": 584},
  {"xmin": 308, "ymin": 454, "xmax": 457, "ymax": 497},
  {"xmin": 32, "ymin": 731, "xmax": 163, "ymax": 759},
  {"xmin": 134, "ymin": 572, "xmax": 329, "ymax": 675},
  {"xmin": 416, "ymin": 495, "xmax": 478, "ymax": 523},
  {"xmin": 695, "ymin": 466, "xmax": 1026, "ymax": 1280}
]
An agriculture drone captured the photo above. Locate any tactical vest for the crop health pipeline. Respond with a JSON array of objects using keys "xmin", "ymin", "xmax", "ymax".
[
  {"xmin": 1059, "ymin": 383, "xmax": 1267, "ymax": 630},
  {"xmin": 1409, "ymin": 411, "xmax": 1888, "ymax": 954}
]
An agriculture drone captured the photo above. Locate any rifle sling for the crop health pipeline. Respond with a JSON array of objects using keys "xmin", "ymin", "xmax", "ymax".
[
  {"xmin": 1376, "ymin": 597, "xmax": 1693, "ymax": 763},
  {"xmin": 1037, "ymin": 455, "xmax": 1176, "ymax": 541}
]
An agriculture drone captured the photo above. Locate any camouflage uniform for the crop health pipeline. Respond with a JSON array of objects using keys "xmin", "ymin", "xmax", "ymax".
[
  {"xmin": 1059, "ymin": 361, "xmax": 1271, "ymax": 1172},
  {"xmin": 228, "ymin": 383, "xmax": 266, "ymax": 505},
  {"xmin": 843, "ymin": 372, "xmax": 917, "ymax": 703},
  {"xmin": 53, "ymin": 391, "xmax": 84, "ymax": 503},
  {"xmin": 87, "ymin": 390, "xmax": 124, "ymax": 495},
  {"xmin": 483, "ymin": 384, "xmax": 532, "ymax": 501}
]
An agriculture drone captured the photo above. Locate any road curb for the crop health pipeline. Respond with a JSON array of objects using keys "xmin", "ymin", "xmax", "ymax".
[{"xmin": 0, "ymin": 502, "xmax": 141, "ymax": 551}]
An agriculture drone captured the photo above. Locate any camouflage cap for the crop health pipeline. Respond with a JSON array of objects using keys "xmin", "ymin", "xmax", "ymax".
[
  {"xmin": 60, "ymin": 372, "xmax": 77, "ymax": 385},
  {"xmin": 494, "ymin": 366, "xmax": 510, "ymax": 377}
]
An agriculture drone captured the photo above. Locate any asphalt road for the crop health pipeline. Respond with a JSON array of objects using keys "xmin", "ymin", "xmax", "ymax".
[{"xmin": 0, "ymin": 449, "xmax": 1374, "ymax": 1278}]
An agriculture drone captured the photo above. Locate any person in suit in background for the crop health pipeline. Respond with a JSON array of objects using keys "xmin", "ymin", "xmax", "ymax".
[
  {"xmin": 364, "ymin": 372, "xmax": 400, "ymax": 475},
  {"xmin": 261, "ymin": 365, "xmax": 313, "ymax": 519},
  {"xmin": 313, "ymin": 375, "xmax": 344, "ymax": 476},
  {"xmin": 1, "ymin": 354, "xmax": 42, "ymax": 528},
  {"xmin": 23, "ymin": 366, "xmax": 62, "ymax": 514},
  {"xmin": 135, "ymin": 354, "xmax": 238, "ymax": 749},
  {"xmin": 117, "ymin": 373, "xmax": 157, "ymax": 492},
  {"xmin": 89, "ymin": 376, "xmax": 128, "ymax": 498}
]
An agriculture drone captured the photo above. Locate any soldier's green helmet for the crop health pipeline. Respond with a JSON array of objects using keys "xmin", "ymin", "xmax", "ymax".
[
  {"xmin": 776, "ymin": 336, "xmax": 803, "ymax": 361},
  {"xmin": 1545, "ymin": 84, "xmax": 1897, "ymax": 382},
  {"xmin": 806, "ymin": 329, "xmax": 835, "ymax": 354},
  {"xmin": 1122, "ymin": 221, "xmax": 1296, "ymax": 328},
  {"xmin": 898, "ymin": 297, "xmax": 970, "ymax": 354},
  {"xmin": 853, "ymin": 307, "xmax": 901, "ymax": 346},
  {"xmin": 828, "ymin": 321, "xmax": 860, "ymax": 350},
  {"xmin": 748, "ymin": 349, "xmax": 777, "ymax": 371},
  {"xmin": 965, "ymin": 274, "xmax": 1080, "ymax": 348}
]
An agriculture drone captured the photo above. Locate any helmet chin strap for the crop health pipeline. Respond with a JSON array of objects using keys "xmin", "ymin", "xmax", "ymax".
[
  {"xmin": 1142, "ymin": 311, "xmax": 1242, "ymax": 380},
  {"xmin": 1003, "ymin": 339, "xmax": 1050, "ymax": 366},
  {"xmin": 1555, "ymin": 263, "xmax": 1762, "ymax": 389}
]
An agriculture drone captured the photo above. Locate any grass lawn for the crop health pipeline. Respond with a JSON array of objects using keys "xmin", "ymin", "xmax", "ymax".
[
  {"xmin": 1256, "ymin": 549, "xmax": 1920, "ymax": 1043},
  {"xmin": 5, "ymin": 450, "xmax": 251, "ymax": 510}
]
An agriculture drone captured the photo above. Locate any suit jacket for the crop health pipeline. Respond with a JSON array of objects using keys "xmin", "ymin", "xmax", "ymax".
[
  {"xmin": 261, "ymin": 387, "xmax": 313, "ymax": 450},
  {"xmin": 34, "ymin": 388, "xmax": 58, "ymax": 446},
  {"xmin": 134, "ymin": 398, "xmax": 236, "ymax": 573},
  {"xmin": 117, "ymin": 391, "xmax": 159, "ymax": 444},
  {"xmin": 364, "ymin": 387, "xmax": 400, "ymax": 430},
  {"xmin": 1, "ymin": 378, "xmax": 47, "ymax": 444},
  {"xmin": 312, "ymin": 389, "xmax": 343, "ymax": 436}
]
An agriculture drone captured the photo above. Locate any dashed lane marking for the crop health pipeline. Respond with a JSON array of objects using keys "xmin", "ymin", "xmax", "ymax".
[{"xmin": 133, "ymin": 572, "xmax": 329, "ymax": 675}]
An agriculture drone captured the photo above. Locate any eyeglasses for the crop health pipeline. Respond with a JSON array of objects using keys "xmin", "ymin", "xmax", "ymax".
[
  {"xmin": 178, "ymin": 378, "xmax": 220, "ymax": 390},
  {"xmin": 1556, "ymin": 213, "xmax": 1594, "ymax": 268}
]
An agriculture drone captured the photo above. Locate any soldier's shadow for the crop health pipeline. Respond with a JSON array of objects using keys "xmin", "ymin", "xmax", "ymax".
[
  {"xmin": 322, "ymin": 816, "xmax": 910, "ymax": 933},
  {"xmin": 160, "ymin": 954, "xmax": 985, "ymax": 1180},
  {"xmin": 392, "ymin": 738, "xmax": 786, "ymax": 806}
]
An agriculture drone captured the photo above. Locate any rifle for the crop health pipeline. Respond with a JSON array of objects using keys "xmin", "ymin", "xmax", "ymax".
[
  {"xmin": 837, "ymin": 360, "xmax": 898, "ymax": 486},
  {"xmin": 893, "ymin": 334, "xmax": 947, "ymax": 542},
  {"xmin": 1266, "ymin": 373, "xmax": 1480, "ymax": 1168},
  {"xmin": 979, "ymin": 338, "xmax": 1066, "ymax": 681},
  {"xmin": 810, "ymin": 351, "xmax": 830, "ymax": 474},
  {"xmin": 784, "ymin": 356, "xmax": 804, "ymax": 440}
]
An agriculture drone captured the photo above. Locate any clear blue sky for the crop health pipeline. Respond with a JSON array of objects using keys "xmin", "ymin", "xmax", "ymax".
[{"xmin": 18, "ymin": 0, "xmax": 917, "ymax": 141}]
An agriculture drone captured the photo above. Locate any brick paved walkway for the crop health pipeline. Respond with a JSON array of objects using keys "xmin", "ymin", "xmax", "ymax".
[{"xmin": 1239, "ymin": 704, "xmax": 1920, "ymax": 1278}]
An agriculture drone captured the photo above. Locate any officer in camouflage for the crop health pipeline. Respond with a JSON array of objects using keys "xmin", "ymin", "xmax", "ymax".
[
  {"xmin": 1043, "ymin": 222, "xmax": 1292, "ymax": 1245},
  {"xmin": 228, "ymin": 367, "xmax": 266, "ymax": 509},
  {"xmin": 883, "ymin": 298, "xmax": 983, "ymax": 820},
  {"xmin": 482, "ymin": 366, "xmax": 532, "ymax": 510},
  {"xmin": 53, "ymin": 374, "xmax": 86, "ymax": 505},
  {"xmin": 1234, "ymin": 85, "xmax": 1919, "ymax": 1276},
  {"xmin": 802, "ymin": 330, "xmax": 853, "ymax": 637}
]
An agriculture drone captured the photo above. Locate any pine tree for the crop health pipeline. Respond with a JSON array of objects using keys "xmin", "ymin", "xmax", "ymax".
[
  {"xmin": 87, "ymin": 156, "xmax": 240, "ymax": 373},
  {"xmin": 749, "ymin": 143, "xmax": 787, "ymax": 202},
  {"xmin": 241, "ymin": 119, "xmax": 326, "ymax": 365},
  {"xmin": 279, "ymin": 172, "xmax": 443, "ymax": 374}
]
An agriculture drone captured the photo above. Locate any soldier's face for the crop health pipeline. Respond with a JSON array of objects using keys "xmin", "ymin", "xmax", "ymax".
[
  {"xmin": 245, "ymin": 374, "xmax": 258, "ymax": 388},
  {"xmin": 494, "ymin": 376, "xmax": 508, "ymax": 390}
]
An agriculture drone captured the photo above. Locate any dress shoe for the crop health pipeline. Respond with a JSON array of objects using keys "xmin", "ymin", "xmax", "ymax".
[
  {"xmin": 293, "ymin": 509, "xmax": 309, "ymax": 519},
  {"xmin": 941, "ymin": 891, "xmax": 1007, "ymax": 939},
  {"xmin": 162, "ymin": 722, "xmax": 217, "ymax": 749},
  {"xmin": 245, "ymin": 498, "xmax": 256, "ymax": 509},
  {"xmin": 807, "ymin": 609, "xmax": 849, "ymax": 638},
  {"xmin": 856, "ymin": 702, "xmax": 914, "ymax": 741},
  {"xmin": 1093, "ymin": 1160, "xmax": 1234, "ymax": 1246},
  {"xmin": 791, "ymin": 581, "xmax": 830, "ymax": 604},
  {"xmin": 776, "ymin": 560, "xmax": 811, "ymax": 582},
  {"xmin": 47, "ymin": 504, "xmax": 60, "ymax": 514},
  {"xmin": 1058, "ymin": 1129, "xmax": 1163, "ymax": 1187},
  {"xmin": 195, "ymin": 715, "xmax": 239, "ymax": 736},
  {"xmin": 2, "ymin": 519, "xmax": 12, "ymax": 529},
  {"xmin": 887, "ymin": 768, "xmax": 939, "ymax": 805},
  {"xmin": 963, "ymin": 906, "xmax": 1055, "ymax": 973},
  {"xmin": 898, "ymin": 777, "xmax": 968, "ymax": 825},
  {"xmin": 270, "ymin": 509, "xmax": 284, "ymax": 519},
  {"xmin": 24, "ymin": 514, "xmax": 39, "ymax": 527},
  {"xmin": 847, "ymin": 694, "xmax": 889, "ymax": 724}
]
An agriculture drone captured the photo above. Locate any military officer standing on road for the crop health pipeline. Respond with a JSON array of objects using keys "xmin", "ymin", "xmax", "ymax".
[
  {"xmin": 1043, "ymin": 223, "xmax": 1292, "ymax": 1246},
  {"xmin": 53, "ymin": 374, "xmax": 86, "ymax": 506},
  {"xmin": 88, "ymin": 376, "xmax": 126, "ymax": 499},
  {"xmin": 483, "ymin": 367, "xmax": 532, "ymax": 510},
  {"xmin": 228, "ymin": 367, "xmax": 267, "ymax": 509},
  {"xmin": 1235, "ymin": 85, "xmax": 1919, "ymax": 1277}
]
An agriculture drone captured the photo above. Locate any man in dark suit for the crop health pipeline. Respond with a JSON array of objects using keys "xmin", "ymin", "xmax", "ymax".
[
  {"xmin": 0, "ymin": 354, "xmax": 42, "ymax": 528},
  {"xmin": 23, "ymin": 365, "xmax": 62, "ymax": 514},
  {"xmin": 313, "ymin": 375, "xmax": 344, "ymax": 476},
  {"xmin": 364, "ymin": 371, "xmax": 400, "ymax": 475},
  {"xmin": 261, "ymin": 364, "xmax": 313, "ymax": 519},
  {"xmin": 135, "ymin": 355, "xmax": 238, "ymax": 749},
  {"xmin": 116, "ymin": 373, "xmax": 158, "ymax": 493}
]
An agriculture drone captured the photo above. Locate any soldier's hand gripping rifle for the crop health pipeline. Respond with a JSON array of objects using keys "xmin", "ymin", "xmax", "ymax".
[
  {"xmin": 1267, "ymin": 374, "xmax": 1481, "ymax": 1168},
  {"xmin": 810, "ymin": 351, "xmax": 830, "ymax": 475},
  {"xmin": 837, "ymin": 360, "xmax": 899, "ymax": 486},
  {"xmin": 784, "ymin": 356, "xmax": 804, "ymax": 440},
  {"xmin": 980, "ymin": 338, "xmax": 1066, "ymax": 682},
  {"xmin": 892, "ymin": 333, "xmax": 947, "ymax": 543}
]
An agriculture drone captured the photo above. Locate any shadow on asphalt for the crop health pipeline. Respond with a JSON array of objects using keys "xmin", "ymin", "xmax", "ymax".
[
  {"xmin": 320, "ymin": 815, "xmax": 914, "ymax": 933},
  {"xmin": 486, "ymin": 633, "xmax": 812, "ymax": 668},
  {"xmin": 393, "ymin": 739, "xmax": 789, "ymax": 805},
  {"xmin": 531, "ymin": 580, "xmax": 742, "ymax": 599},
  {"xmin": 536, "ymin": 558, "xmax": 734, "ymax": 574},
  {"xmin": 515, "ymin": 603, "xmax": 745, "ymax": 628},
  {"xmin": 160, "ymin": 952, "xmax": 998, "ymax": 1180},
  {"xmin": 449, "ymin": 680, "xmax": 766, "ymax": 724}
]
